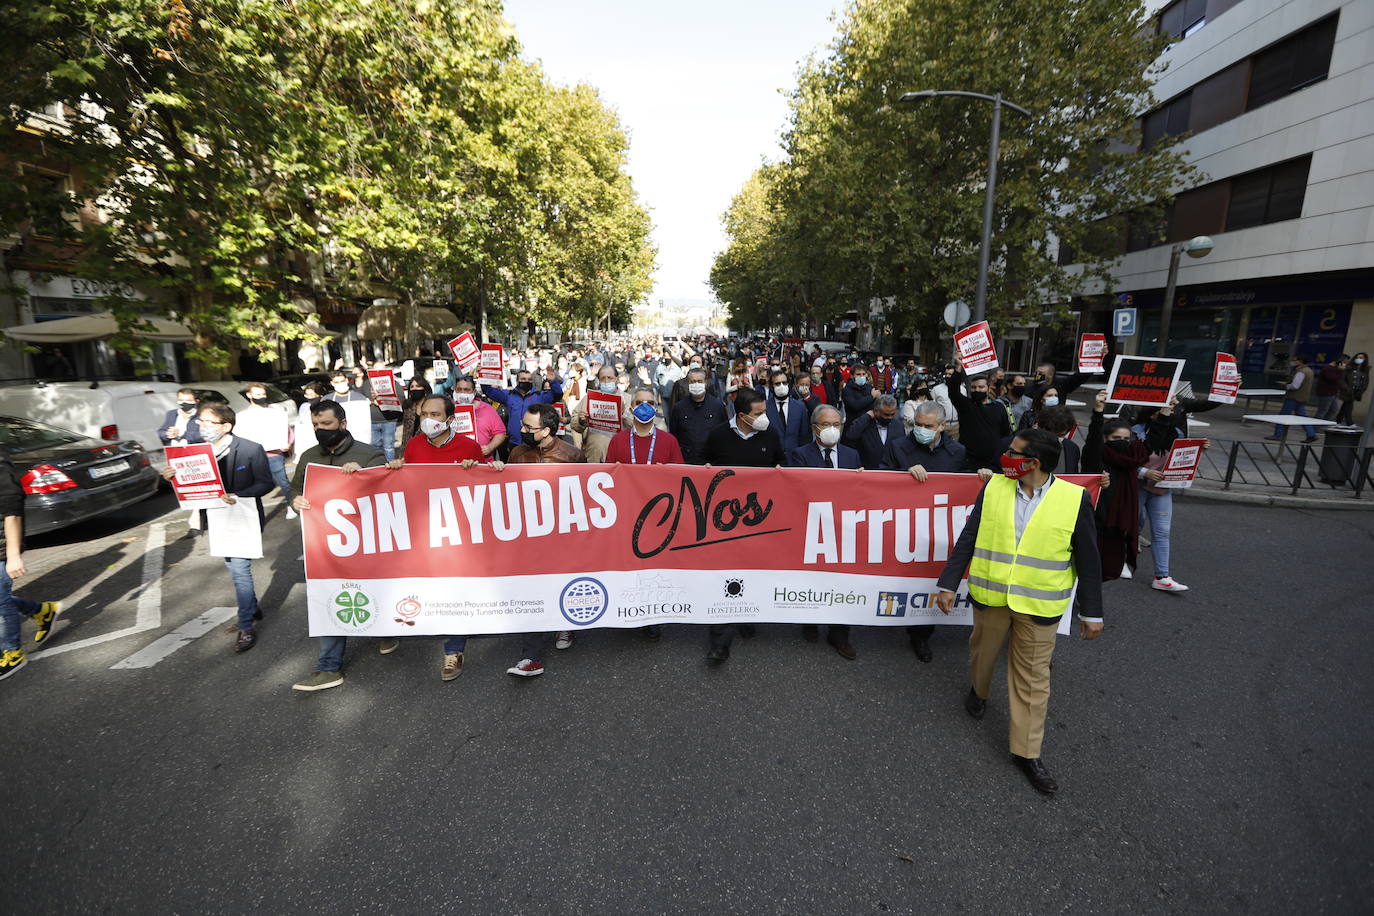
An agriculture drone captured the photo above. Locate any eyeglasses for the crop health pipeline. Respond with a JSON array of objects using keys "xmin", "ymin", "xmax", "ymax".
[
  {"xmin": 1004, "ymin": 448, "xmax": 1027, "ymax": 457},
  {"xmin": 519, "ymin": 424, "xmax": 544, "ymax": 433}
]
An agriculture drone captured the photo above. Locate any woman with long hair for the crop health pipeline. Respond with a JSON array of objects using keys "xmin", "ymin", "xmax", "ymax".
[{"xmin": 1081, "ymin": 390, "xmax": 1147, "ymax": 580}]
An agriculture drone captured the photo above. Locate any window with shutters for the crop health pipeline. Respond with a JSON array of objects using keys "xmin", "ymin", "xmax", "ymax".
[
  {"xmin": 1225, "ymin": 156, "xmax": 1311, "ymax": 230},
  {"xmin": 1157, "ymin": 0, "xmax": 1207, "ymax": 39},
  {"xmin": 1246, "ymin": 15, "xmax": 1339, "ymax": 111},
  {"xmin": 1141, "ymin": 92, "xmax": 1192, "ymax": 151}
]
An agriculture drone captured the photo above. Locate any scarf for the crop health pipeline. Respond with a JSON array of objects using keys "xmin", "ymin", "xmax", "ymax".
[{"xmin": 1101, "ymin": 439, "xmax": 1147, "ymax": 537}]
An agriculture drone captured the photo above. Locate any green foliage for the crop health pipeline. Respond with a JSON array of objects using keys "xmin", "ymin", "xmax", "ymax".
[
  {"xmin": 0, "ymin": 0, "xmax": 654, "ymax": 366},
  {"xmin": 710, "ymin": 0, "xmax": 1194, "ymax": 348}
]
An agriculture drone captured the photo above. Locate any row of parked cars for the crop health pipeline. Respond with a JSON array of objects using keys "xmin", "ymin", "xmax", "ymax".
[{"xmin": 0, "ymin": 378, "xmax": 300, "ymax": 537}]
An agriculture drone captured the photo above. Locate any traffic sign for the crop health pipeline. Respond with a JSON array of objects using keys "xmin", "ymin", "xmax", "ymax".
[
  {"xmin": 1113, "ymin": 308, "xmax": 1138, "ymax": 337},
  {"xmin": 943, "ymin": 300, "xmax": 971, "ymax": 328}
]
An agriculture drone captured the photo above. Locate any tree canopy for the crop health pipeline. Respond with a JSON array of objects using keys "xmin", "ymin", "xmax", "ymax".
[
  {"xmin": 710, "ymin": 0, "xmax": 1194, "ymax": 347},
  {"xmin": 1, "ymin": 0, "xmax": 655, "ymax": 367}
]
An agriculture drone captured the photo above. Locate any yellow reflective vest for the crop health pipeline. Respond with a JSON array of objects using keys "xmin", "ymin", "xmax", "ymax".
[{"xmin": 967, "ymin": 475, "xmax": 1083, "ymax": 616}]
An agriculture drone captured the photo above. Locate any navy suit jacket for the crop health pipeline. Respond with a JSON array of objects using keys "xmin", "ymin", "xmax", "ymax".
[
  {"xmin": 843, "ymin": 412, "xmax": 896, "ymax": 470},
  {"xmin": 762, "ymin": 392, "xmax": 810, "ymax": 452},
  {"xmin": 786, "ymin": 440, "xmax": 861, "ymax": 469}
]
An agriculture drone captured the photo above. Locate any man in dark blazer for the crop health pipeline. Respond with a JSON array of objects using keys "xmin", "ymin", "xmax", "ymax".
[
  {"xmin": 162, "ymin": 403, "xmax": 275, "ymax": 653},
  {"xmin": 786, "ymin": 404, "xmax": 860, "ymax": 659},
  {"xmin": 758, "ymin": 368, "xmax": 810, "ymax": 452},
  {"xmin": 1035, "ymin": 406, "xmax": 1081, "ymax": 472},
  {"xmin": 159, "ymin": 387, "xmax": 204, "ymax": 445},
  {"xmin": 843, "ymin": 393, "xmax": 901, "ymax": 470}
]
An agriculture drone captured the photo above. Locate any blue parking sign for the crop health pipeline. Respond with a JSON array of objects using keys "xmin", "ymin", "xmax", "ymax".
[{"xmin": 1113, "ymin": 308, "xmax": 1137, "ymax": 337}]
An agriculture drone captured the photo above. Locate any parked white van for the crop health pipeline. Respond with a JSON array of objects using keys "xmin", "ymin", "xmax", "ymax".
[{"xmin": 0, "ymin": 380, "xmax": 183, "ymax": 468}]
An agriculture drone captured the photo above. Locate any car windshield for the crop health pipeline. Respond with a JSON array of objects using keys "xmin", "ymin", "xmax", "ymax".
[{"xmin": 0, "ymin": 416, "xmax": 87, "ymax": 454}]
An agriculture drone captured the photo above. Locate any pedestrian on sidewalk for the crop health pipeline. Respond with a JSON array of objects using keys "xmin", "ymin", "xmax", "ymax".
[
  {"xmin": 1267, "ymin": 355, "xmax": 1317, "ymax": 442},
  {"xmin": 1337, "ymin": 353, "xmax": 1368, "ymax": 426},
  {"xmin": 1313, "ymin": 356, "xmax": 1347, "ymax": 422},
  {"xmin": 161, "ymin": 403, "xmax": 275, "ymax": 653},
  {"xmin": 0, "ymin": 451, "xmax": 60, "ymax": 681}
]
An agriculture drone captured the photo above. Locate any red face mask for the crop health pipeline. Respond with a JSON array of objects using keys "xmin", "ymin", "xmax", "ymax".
[{"xmin": 1000, "ymin": 454, "xmax": 1035, "ymax": 479}]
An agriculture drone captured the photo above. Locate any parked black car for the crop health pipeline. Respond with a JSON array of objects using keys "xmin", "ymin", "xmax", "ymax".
[
  {"xmin": 0, "ymin": 416, "xmax": 160, "ymax": 536},
  {"xmin": 269, "ymin": 373, "xmax": 333, "ymax": 405}
]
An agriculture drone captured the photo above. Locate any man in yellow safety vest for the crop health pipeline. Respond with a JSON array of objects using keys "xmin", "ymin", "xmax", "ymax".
[{"xmin": 936, "ymin": 428, "xmax": 1104, "ymax": 795}]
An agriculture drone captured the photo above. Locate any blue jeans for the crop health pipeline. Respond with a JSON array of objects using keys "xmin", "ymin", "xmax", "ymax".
[
  {"xmin": 1139, "ymin": 489, "xmax": 1173, "ymax": 579},
  {"xmin": 443, "ymin": 636, "xmax": 467, "ymax": 655},
  {"xmin": 519, "ymin": 632, "xmax": 549, "ymax": 663},
  {"xmin": 371, "ymin": 421, "xmax": 398, "ymax": 461},
  {"xmin": 266, "ymin": 452, "xmax": 293, "ymax": 503},
  {"xmin": 317, "ymin": 636, "xmax": 347, "ymax": 672},
  {"xmin": 1274, "ymin": 398, "xmax": 1315, "ymax": 439},
  {"xmin": 0, "ymin": 565, "xmax": 40, "ymax": 652},
  {"xmin": 223, "ymin": 557, "xmax": 260, "ymax": 631}
]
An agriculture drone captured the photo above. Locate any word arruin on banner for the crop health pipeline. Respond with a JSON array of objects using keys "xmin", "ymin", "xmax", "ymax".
[{"xmin": 301, "ymin": 464, "xmax": 1100, "ymax": 637}]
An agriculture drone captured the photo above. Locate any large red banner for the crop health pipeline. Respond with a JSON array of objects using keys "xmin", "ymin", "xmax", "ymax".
[{"xmin": 302, "ymin": 464, "xmax": 1100, "ymax": 637}]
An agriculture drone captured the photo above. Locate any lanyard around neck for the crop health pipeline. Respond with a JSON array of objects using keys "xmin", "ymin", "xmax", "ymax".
[{"xmin": 629, "ymin": 427, "xmax": 657, "ymax": 464}]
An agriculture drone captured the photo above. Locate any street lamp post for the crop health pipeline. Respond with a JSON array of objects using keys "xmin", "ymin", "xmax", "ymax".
[
  {"xmin": 895, "ymin": 90, "xmax": 1032, "ymax": 325},
  {"xmin": 1155, "ymin": 235, "xmax": 1214, "ymax": 357}
]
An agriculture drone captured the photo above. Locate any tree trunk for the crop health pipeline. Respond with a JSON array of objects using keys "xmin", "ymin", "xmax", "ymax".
[{"xmin": 403, "ymin": 291, "xmax": 419, "ymax": 360}]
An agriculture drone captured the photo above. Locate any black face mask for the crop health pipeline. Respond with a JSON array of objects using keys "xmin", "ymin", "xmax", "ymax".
[
  {"xmin": 521, "ymin": 430, "xmax": 541, "ymax": 447},
  {"xmin": 178, "ymin": 402, "xmax": 196, "ymax": 412},
  {"xmin": 876, "ymin": 416, "xmax": 892, "ymax": 427},
  {"xmin": 1105, "ymin": 439, "xmax": 1131, "ymax": 452},
  {"xmin": 248, "ymin": 396, "xmax": 268, "ymax": 405},
  {"xmin": 1010, "ymin": 385, "xmax": 1026, "ymax": 398},
  {"xmin": 315, "ymin": 428, "xmax": 348, "ymax": 450},
  {"xmin": 516, "ymin": 381, "xmax": 533, "ymax": 393},
  {"xmin": 970, "ymin": 391, "xmax": 989, "ymax": 404}
]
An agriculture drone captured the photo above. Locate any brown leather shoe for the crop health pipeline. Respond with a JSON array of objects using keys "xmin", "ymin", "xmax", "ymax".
[{"xmin": 826, "ymin": 636, "xmax": 857, "ymax": 660}]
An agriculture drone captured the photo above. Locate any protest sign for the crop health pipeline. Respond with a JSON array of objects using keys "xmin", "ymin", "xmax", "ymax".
[
  {"xmin": 1158, "ymin": 438, "xmax": 1206, "ymax": 488},
  {"xmin": 586, "ymin": 390, "xmax": 623, "ymax": 435},
  {"xmin": 1078, "ymin": 333, "xmax": 1108, "ymax": 373},
  {"xmin": 340, "ymin": 399, "xmax": 373, "ymax": 436},
  {"xmin": 478, "ymin": 344, "xmax": 506, "ymax": 386},
  {"xmin": 554, "ymin": 401, "xmax": 569, "ymax": 435},
  {"xmin": 447, "ymin": 332, "xmax": 481, "ymax": 374},
  {"xmin": 302, "ymin": 464, "xmax": 1101, "ymax": 637},
  {"xmin": 1104, "ymin": 355, "xmax": 1186, "ymax": 407},
  {"xmin": 165, "ymin": 443, "xmax": 226, "ymax": 508},
  {"xmin": 233, "ymin": 405, "xmax": 288, "ymax": 452},
  {"xmin": 431, "ymin": 359, "xmax": 448, "ymax": 383},
  {"xmin": 368, "ymin": 369, "xmax": 401, "ymax": 411},
  {"xmin": 1208, "ymin": 353, "xmax": 1240, "ymax": 404},
  {"xmin": 954, "ymin": 321, "xmax": 999, "ymax": 373},
  {"xmin": 451, "ymin": 405, "xmax": 477, "ymax": 437}
]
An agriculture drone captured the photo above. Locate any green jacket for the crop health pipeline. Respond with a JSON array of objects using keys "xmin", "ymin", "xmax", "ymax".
[{"xmin": 291, "ymin": 433, "xmax": 386, "ymax": 496}]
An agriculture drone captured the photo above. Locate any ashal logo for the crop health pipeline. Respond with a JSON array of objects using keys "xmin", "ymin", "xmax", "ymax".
[
  {"xmin": 335, "ymin": 583, "xmax": 376, "ymax": 630},
  {"xmin": 723, "ymin": 578, "xmax": 745, "ymax": 598},
  {"xmin": 876, "ymin": 591, "xmax": 908, "ymax": 618},
  {"xmin": 394, "ymin": 595, "xmax": 421, "ymax": 627},
  {"xmin": 559, "ymin": 577, "xmax": 609, "ymax": 627}
]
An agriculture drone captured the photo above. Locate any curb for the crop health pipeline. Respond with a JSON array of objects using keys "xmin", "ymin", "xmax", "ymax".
[{"xmin": 1180, "ymin": 487, "xmax": 1373, "ymax": 511}]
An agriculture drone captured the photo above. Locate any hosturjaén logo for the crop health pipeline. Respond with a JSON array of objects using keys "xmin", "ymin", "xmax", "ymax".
[{"xmin": 875, "ymin": 591, "xmax": 908, "ymax": 617}]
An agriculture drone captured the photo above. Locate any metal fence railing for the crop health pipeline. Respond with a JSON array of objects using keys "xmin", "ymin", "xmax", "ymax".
[{"xmin": 1195, "ymin": 439, "xmax": 1374, "ymax": 498}]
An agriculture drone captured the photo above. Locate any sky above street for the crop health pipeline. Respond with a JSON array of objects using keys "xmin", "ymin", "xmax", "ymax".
[{"xmin": 502, "ymin": 0, "xmax": 842, "ymax": 306}]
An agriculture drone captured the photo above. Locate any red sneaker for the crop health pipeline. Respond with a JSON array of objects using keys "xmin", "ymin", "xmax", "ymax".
[{"xmin": 506, "ymin": 658, "xmax": 544, "ymax": 677}]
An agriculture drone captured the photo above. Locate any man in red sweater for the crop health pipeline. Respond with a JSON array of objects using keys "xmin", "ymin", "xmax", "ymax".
[
  {"xmin": 387, "ymin": 393, "xmax": 492, "ymax": 682},
  {"xmin": 605, "ymin": 388, "xmax": 685, "ymax": 466}
]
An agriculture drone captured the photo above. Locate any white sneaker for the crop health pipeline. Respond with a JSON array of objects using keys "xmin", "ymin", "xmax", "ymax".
[
  {"xmin": 1119, "ymin": 566, "xmax": 1133, "ymax": 580},
  {"xmin": 286, "ymin": 508, "xmax": 298, "ymax": 520},
  {"xmin": 1151, "ymin": 576, "xmax": 1189, "ymax": 593},
  {"xmin": 555, "ymin": 631, "xmax": 574, "ymax": 650}
]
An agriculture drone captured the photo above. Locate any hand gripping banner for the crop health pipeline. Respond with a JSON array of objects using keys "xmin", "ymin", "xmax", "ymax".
[{"xmin": 302, "ymin": 464, "xmax": 1100, "ymax": 637}]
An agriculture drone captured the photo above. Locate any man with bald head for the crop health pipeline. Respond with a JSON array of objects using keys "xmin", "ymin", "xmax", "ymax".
[{"xmin": 786, "ymin": 403, "xmax": 861, "ymax": 659}]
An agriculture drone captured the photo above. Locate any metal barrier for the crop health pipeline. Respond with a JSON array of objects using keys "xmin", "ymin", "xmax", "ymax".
[{"xmin": 1199, "ymin": 439, "xmax": 1374, "ymax": 498}]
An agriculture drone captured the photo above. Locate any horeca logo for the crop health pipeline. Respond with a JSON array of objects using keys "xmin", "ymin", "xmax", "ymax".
[
  {"xmin": 559, "ymin": 577, "xmax": 609, "ymax": 627},
  {"xmin": 335, "ymin": 583, "xmax": 376, "ymax": 630},
  {"xmin": 875, "ymin": 591, "xmax": 908, "ymax": 617}
]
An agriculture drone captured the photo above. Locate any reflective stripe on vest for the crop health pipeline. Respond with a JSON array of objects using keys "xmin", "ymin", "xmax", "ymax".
[{"xmin": 967, "ymin": 475, "xmax": 1083, "ymax": 616}]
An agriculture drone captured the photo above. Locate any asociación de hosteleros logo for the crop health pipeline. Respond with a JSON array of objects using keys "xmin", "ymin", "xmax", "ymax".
[{"xmin": 559, "ymin": 577, "xmax": 609, "ymax": 627}]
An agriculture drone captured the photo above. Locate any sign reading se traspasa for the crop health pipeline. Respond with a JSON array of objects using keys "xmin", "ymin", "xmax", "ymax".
[{"xmin": 1104, "ymin": 356, "xmax": 1186, "ymax": 407}]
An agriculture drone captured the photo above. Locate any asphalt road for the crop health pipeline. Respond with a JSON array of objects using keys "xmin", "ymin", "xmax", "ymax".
[{"xmin": 2, "ymin": 488, "xmax": 1372, "ymax": 914}]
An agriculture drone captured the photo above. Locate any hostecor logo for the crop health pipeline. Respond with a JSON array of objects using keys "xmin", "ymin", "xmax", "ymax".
[
  {"xmin": 876, "ymin": 591, "xmax": 908, "ymax": 617},
  {"xmin": 559, "ymin": 577, "xmax": 609, "ymax": 627}
]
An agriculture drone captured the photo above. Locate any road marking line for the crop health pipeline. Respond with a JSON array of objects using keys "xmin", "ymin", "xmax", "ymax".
[
  {"xmin": 110, "ymin": 607, "xmax": 236, "ymax": 669},
  {"xmin": 34, "ymin": 522, "xmax": 166, "ymax": 659}
]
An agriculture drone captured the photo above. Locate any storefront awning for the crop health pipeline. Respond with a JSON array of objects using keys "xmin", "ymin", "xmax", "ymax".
[
  {"xmin": 355, "ymin": 304, "xmax": 466, "ymax": 340},
  {"xmin": 2, "ymin": 311, "xmax": 195, "ymax": 343}
]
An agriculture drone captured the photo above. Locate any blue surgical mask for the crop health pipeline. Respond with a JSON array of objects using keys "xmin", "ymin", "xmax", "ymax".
[
  {"xmin": 1043, "ymin": 397, "xmax": 1060, "ymax": 407},
  {"xmin": 913, "ymin": 426, "xmax": 937, "ymax": 445},
  {"xmin": 632, "ymin": 402, "xmax": 656, "ymax": 424}
]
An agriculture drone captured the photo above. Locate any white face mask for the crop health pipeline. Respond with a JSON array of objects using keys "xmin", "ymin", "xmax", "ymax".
[
  {"xmin": 1357, "ymin": 358, "xmax": 1366, "ymax": 365},
  {"xmin": 774, "ymin": 384, "xmax": 790, "ymax": 398},
  {"xmin": 688, "ymin": 382, "xmax": 706, "ymax": 397},
  {"xmin": 747, "ymin": 413, "xmax": 770, "ymax": 432},
  {"xmin": 817, "ymin": 426, "xmax": 841, "ymax": 446},
  {"xmin": 420, "ymin": 417, "xmax": 448, "ymax": 438},
  {"xmin": 332, "ymin": 382, "xmax": 350, "ymax": 393},
  {"xmin": 454, "ymin": 392, "xmax": 475, "ymax": 405}
]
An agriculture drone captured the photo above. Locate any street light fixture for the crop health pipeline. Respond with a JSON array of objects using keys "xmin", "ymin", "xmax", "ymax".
[
  {"xmin": 894, "ymin": 90, "xmax": 1032, "ymax": 325},
  {"xmin": 1155, "ymin": 235, "xmax": 1213, "ymax": 357}
]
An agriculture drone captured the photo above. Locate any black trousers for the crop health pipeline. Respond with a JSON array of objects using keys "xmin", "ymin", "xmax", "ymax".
[{"xmin": 908, "ymin": 624, "xmax": 934, "ymax": 645}]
